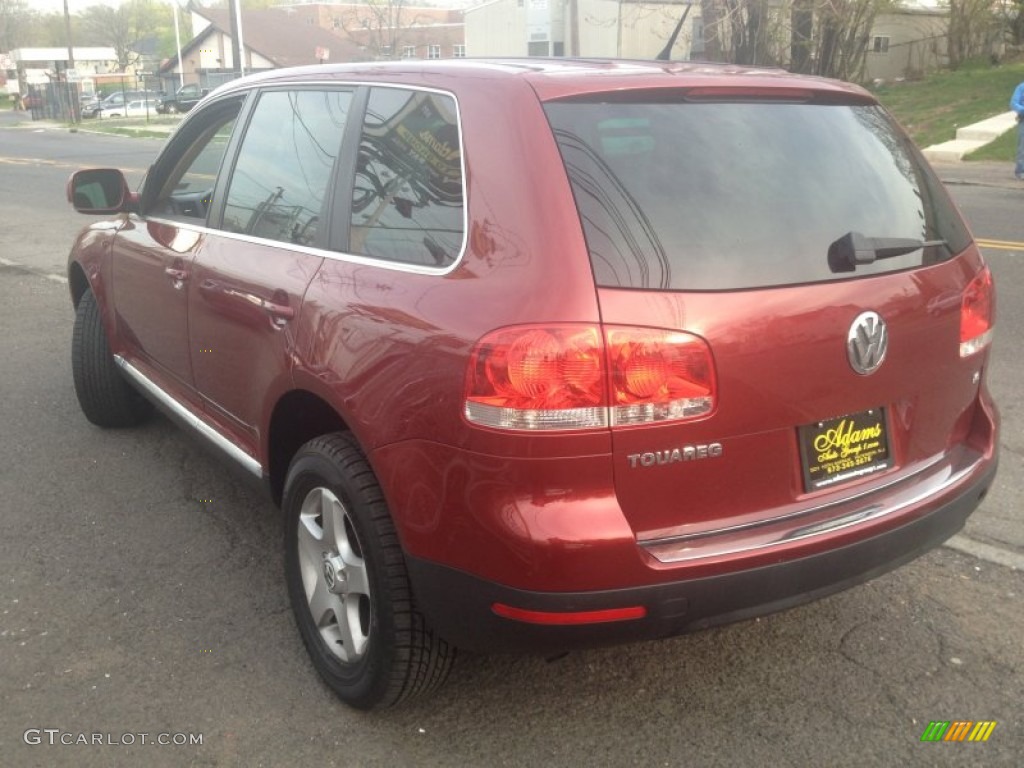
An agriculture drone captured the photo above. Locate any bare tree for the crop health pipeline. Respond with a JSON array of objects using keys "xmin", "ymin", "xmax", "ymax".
[
  {"xmin": 812, "ymin": 0, "xmax": 883, "ymax": 81},
  {"xmin": 998, "ymin": 0, "xmax": 1024, "ymax": 46},
  {"xmin": 790, "ymin": 0, "xmax": 814, "ymax": 73},
  {"xmin": 0, "ymin": 0, "xmax": 30, "ymax": 52},
  {"xmin": 700, "ymin": 0, "xmax": 726, "ymax": 60},
  {"xmin": 80, "ymin": 0, "xmax": 159, "ymax": 71},
  {"xmin": 699, "ymin": 0, "xmax": 894, "ymax": 80},
  {"xmin": 337, "ymin": 0, "xmax": 434, "ymax": 60},
  {"xmin": 947, "ymin": 0, "xmax": 1000, "ymax": 68}
]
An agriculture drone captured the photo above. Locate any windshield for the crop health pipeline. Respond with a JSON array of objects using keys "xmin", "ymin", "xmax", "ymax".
[{"xmin": 544, "ymin": 99, "xmax": 970, "ymax": 290}]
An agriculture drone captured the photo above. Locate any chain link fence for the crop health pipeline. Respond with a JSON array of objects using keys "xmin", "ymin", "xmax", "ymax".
[{"xmin": 25, "ymin": 70, "xmax": 246, "ymax": 122}]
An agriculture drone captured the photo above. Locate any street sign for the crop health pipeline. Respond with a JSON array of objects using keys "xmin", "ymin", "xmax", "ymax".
[{"xmin": 315, "ymin": 47, "xmax": 330, "ymax": 62}]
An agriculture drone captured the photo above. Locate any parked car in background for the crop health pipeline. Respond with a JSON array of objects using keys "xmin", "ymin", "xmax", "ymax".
[
  {"xmin": 83, "ymin": 89, "xmax": 158, "ymax": 118},
  {"xmin": 64, "ymin": 60, "xmax": 998, "ymax": 711},
  {"xmin": 156, "ymin": 83, "xmax": 208, "ymax": 114},
  {"xmin": 98, "ymin": 98, "xmax": 158, "ymax": 118}
]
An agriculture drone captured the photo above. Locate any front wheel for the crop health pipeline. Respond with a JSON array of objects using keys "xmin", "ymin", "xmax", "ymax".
[
  {"xmin": 283, "ymin": 433, "xmax": 454, "ymax": 709},
  {"xmin": 71, "ymin": 288, "xmax": 151, "ymax": 427}
]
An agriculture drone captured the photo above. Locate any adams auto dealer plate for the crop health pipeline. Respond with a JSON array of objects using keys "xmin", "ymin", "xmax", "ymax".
[{"xmin": 798, "ymin": 408, "xmax": 891, "ymax": 491}]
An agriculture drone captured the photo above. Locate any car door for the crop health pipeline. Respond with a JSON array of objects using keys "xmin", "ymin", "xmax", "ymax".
[
  {"xmin": 111, "ymin": 95, "xmax": 245, "ymax": 399},
  {"xmin": 188, "ymin": 87, "xmax": 358, "ymax": 455}
]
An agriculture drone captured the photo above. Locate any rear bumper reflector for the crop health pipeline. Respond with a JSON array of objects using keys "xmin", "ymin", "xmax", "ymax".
[{"xmin": 491, "ymin": 603, "xmax": 647, "ymax": 625}]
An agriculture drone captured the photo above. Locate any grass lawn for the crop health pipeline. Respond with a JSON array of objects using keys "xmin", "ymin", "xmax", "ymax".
[
  {"xmin": 964, "ymin": 126, "xmax": 1019, "ymax": 161},
  {"xmin": 871, "ymin": 59, "xmax": 1024, "ymax": 150},
  {"xmin": 74, "ymin": 115, "xmax": 180, "ymax": 138}
]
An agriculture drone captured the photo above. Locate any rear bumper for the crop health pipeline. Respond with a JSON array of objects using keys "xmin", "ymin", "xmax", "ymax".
[{"xmin": 408, "ymin": 460, "xmax": 996, "ymax": 653}]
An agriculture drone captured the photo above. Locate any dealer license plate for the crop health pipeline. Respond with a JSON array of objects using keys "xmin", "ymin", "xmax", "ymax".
[{"xmin": 798, "ymin": 408, "xmax": 891, "ymax": 492}]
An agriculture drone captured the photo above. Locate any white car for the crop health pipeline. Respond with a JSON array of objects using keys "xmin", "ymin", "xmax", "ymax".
[{"xmin": 98, "ymin": 99, "xmax": 157, "ymax": 118}]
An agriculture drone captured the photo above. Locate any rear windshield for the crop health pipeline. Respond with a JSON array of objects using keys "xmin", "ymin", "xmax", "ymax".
[{"xmin": 544, "ymin": 99, "xmax": 970, "ymax": 290}]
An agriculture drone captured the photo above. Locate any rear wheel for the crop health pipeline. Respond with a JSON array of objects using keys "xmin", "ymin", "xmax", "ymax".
[
  {"xmin": 283, "ymin": 432, "xmax": 454, "ymax": 709},
  {"xmin": 71, "ymin": 289, "xmax": 151, "ymax": 427}
]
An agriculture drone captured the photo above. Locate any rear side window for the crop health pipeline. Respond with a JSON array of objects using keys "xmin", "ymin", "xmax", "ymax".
[
  {"xmin": 545, "ymin": 99, "xmax": 971, "ymax": 290},
  {"xmin": 349, "ymin": 87, "xmax": 464, "ymax": 268},
  {"xmin": 222, "ymin": 89, "xmax": 352, "ymax": 247}
]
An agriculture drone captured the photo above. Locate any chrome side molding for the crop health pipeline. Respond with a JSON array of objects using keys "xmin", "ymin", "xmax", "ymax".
[{"xmin": 114, "ymin": 355, "xmax": 263, "ymax": 479}]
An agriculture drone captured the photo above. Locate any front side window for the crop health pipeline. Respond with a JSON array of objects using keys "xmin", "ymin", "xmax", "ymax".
[
  {"xmin": 222, "ymin": 89, "xmax": 353, "ymax": 247},
  {"xmin": 147, "ymin": 98, "xmax": 242, "ymax": 221},
  {"xmin": 545, "ymin": 98, "xmax": 970, "ymax": 290},
  {"xmin": 349, "ymin": 87, "xmax": 464, "ymax": 268}
]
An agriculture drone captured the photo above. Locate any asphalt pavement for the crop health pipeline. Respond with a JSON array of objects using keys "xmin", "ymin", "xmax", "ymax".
[{"xmin": 1, "ymin": 102, "xmax": 1022, "ymax": 767}]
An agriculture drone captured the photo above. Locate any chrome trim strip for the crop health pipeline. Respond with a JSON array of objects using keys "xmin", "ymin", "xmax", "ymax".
[
  {"xmin": 640, "ymin": 453, "xmax": 977, "ymax": 564},
  {"xmin": 114, "ymin": 356, "xmax": 263, "ymax": 478},
  {"xmin": 638, "ymin": 455, "xmax": 944, "ymax": 547},
  {"xmin": 147, "ymin": 81, "xmax": 468, "ymax": 277}
]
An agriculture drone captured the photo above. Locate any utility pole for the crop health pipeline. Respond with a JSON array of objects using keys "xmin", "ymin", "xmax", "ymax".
[
  {"xmin": 568, "ymin": 0, "xmax": 579, "ymax": 56},
  {"xmin": 63, "ymin": 0, "xmax": 77, "ymax": 122},
  {"xmin": 172, "ymin": 2, "xmax": 184, "ymax": 89},
  {"xmin": 228, "ymin": 0, "xmax": 242, "ymax": 78}
]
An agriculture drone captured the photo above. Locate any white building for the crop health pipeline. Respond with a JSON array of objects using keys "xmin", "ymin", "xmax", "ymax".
[
  {"xmin": 10, "ymin": 47, "xmax": 119, "ymax": 89},
  {"xmin": 465, "ymin": 0, "xmax": 698, "ymax": 60}
]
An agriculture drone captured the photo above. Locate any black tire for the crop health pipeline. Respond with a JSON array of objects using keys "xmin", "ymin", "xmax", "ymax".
[
  {"xmin": 71, "ymin": 289, "xmax": 152, "ymax": 427},
  {"xmin": 283, "ymin": 432, "xmax": 454, "ymax": 709}
]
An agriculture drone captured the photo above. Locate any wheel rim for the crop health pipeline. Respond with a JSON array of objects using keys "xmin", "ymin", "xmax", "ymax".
[{"xmin": 297, "ymin": 487, "xmax": 372, "ymax": 663}]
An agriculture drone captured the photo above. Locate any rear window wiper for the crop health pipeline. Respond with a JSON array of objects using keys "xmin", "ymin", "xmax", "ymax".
[{"xmin": 828, "ymin": 231, "xmax": 947, "ymax": 273}]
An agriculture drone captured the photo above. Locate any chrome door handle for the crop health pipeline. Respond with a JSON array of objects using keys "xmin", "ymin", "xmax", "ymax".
[{"xmin": 261, "ymin": 301, "xmax": 295, "ymax": 320}]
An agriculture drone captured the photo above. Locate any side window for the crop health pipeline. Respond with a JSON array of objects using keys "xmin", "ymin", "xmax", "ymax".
[
  {"xmin": 350, "ymin": 87, "xmax": 464, "ymax": 268},
  {"xmin": 149, "ymin": 99, "xmax": 242, "ymax": 221},
  {"xmin": 222, "ymin": 89, "xmax": 352, "ymax": 247}
]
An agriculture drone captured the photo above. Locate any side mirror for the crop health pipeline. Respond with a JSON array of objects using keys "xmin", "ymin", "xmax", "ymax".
[{"xmin": 67, "ymin": 169, "xmax": 136, "ymax": 214}]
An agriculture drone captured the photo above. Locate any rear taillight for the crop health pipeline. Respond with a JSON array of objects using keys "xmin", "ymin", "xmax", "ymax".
[
  {"xmin": 606, "ymin": 327, "xmax": 715, "ymax": 426},
  {"xmin": 960, "ymin": 267, "xmax": 994, "ymax": 357},
  {"xmin": 464, "ymin": 324, "xmax": 716, "ymax": 431}
]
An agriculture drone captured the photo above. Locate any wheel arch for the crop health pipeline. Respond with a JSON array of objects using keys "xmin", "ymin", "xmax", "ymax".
[
  {"xmin": 267, "ymin": 389, "xmax": 350, "ymax": 506},
  {"xmin": 68, "ymin": 260, "xmax": 90, "ymax": 307}
]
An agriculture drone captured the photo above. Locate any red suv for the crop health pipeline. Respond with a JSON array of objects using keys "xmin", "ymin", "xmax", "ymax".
[{"xmin": 66, "ymin": 60, "xmax": 998, "ymax": 710}]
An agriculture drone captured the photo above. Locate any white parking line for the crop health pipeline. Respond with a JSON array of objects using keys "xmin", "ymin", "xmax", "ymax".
[
  {"xmin": 946, "ymin": 534, "xmax": 1024, "ymax": 571},
  {"xmin": 0, "ymin": 258, "xmax": 68, "ymax": 284}
]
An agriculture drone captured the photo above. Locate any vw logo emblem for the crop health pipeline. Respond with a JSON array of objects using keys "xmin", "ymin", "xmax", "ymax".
[{"xmin": 847, "ymin": 311, "xmax": 888, "ymax": 375}]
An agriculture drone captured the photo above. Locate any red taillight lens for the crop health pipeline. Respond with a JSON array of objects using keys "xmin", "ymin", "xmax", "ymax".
[
  {"xmin": 465, "ymin": 325, "xmax": 607, "ymax": 430},
  {"xmin": 960, "ymin": 267, "xmax": 994, "ymax": 357},
  {"xmin": 606, "ymin": 327, "xmax": 716, "ymax": 426},
  {"xmin": 464, "ymin": 324, "xmax": 717, "ymax": 431}
]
